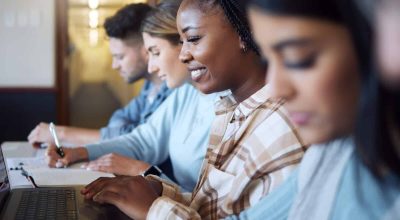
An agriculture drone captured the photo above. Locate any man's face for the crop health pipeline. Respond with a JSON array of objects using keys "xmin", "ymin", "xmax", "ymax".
[{"xmin": 109, "ymin": 37, "xmax": 148, "ymax": 83}]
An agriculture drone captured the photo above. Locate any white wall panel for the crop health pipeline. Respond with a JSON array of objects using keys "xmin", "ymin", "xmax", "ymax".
[{"xmin": 0, "ymin": 0, "xmax": 55, "ymax": 88}]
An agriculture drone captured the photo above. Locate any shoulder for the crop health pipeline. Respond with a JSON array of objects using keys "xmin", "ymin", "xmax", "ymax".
[
  {"xmin": 170, "ymin": 83, "xmax": 201, "ymax": 101},
  {"xmin": 332, "ymin": 151, "xmax": 400, "ymax": 219}
]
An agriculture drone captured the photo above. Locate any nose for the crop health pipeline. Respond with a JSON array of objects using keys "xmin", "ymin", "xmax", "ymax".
[
  {"xmin": 147, "ymin": 58, "xmax": 159, "ymax": 75},
  {"xmin": 266, "ymin": 63, "xmax": 295, "ymax": 101},
  {"xmin": 179, "ymin": 43, "xmax": 193, "ymax": 64}
]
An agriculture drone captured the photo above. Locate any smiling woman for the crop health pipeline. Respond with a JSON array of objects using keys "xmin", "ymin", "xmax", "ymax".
[{"xmin": 177, "ymin": 0, "xmax": 265, "ymax": 102}]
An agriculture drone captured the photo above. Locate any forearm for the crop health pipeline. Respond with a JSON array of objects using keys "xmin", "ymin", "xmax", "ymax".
[
  {"xmin": 58, "ymin": 126, "xmax": 100, "ymax": 146},
  {"xmin": 86, "ymin": 122, "xmax": 168, "ymax": 163},
  {"xmin": 72, "ymin": 147, "xmax": 90, "ymax": 162}
]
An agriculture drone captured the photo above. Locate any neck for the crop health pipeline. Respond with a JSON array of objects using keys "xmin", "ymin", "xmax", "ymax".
[{"xmin": 231, "ymin": 54, "xmax": 266, "ymax": 103}]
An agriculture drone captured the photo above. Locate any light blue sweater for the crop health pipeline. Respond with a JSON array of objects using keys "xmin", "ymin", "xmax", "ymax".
[
  {"xmin": 330, "ymin": 154, "xmax": 400, "ymax": 220},
  {"xmin": 85, "ymin": 83, "xmax": 217, "ymax": 191}
]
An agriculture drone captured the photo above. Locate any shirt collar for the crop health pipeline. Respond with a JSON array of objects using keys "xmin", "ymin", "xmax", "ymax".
[{"xmin": 215, "ymin": 84, "xmax": 276, "ymax": 119}]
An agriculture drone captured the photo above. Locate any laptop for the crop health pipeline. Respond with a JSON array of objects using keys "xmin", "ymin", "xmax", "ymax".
[{"xmin": 0, "ymin": 146, "xmax": 130, "ymax": 220}]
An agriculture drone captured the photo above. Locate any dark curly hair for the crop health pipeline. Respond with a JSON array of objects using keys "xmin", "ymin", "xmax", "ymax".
[{"xmin": 104, "ymin": 3, "xmax": 152, "ymax": 41}]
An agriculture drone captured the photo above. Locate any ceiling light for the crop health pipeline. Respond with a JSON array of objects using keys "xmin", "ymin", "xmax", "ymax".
[
  {"xmin": 89, "ymin": 9, "xmax": 99, "ymax": 28},
  {"xmin": 88, "ymin": 0, "xmax": 99, "ymax": 9}
]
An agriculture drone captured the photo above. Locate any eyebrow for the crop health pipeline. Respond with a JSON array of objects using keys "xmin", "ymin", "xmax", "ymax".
[
  {"xmin": 182, "ymin": 26, "xmax": 200, "ymax": 33},
  {"xmin": 272, "ymin": 38, "xmax": 314, "ymax": 51}
]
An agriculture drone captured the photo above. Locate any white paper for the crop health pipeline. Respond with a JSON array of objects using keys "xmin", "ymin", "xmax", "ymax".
[
  {"xmin": 6, "ymin": 157, "xmax": 114, "ymax": 187},
  {"xmin": 25, "ymin": 168, "xmax": 114, "ymax": 186},
  {"xmin": 6, "ymin": 157, "xmax": 47, "ymax": 170}
]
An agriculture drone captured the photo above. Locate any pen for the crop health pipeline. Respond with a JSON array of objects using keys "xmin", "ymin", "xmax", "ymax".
[{"xmin": 49, "ymin": 122, "xmax": 65, "ymax": 158}]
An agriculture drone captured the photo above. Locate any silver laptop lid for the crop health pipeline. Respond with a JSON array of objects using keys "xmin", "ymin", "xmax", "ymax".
[{"xmin": 0, "ymin": 148, "xmax": 10, "ymax": 210}]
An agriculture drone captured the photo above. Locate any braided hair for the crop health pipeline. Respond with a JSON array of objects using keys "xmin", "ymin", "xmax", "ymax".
[{"xmin": 192, "ymin": 0, "xmax": 260, "ymax": 55}]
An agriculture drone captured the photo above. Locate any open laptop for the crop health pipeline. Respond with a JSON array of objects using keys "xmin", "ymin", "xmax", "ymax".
[{"xmin": 0, "ymin": 147, "xmax": 130, "ymax": 220}]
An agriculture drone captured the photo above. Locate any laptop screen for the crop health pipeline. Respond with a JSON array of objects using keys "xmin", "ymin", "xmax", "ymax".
[{"xmin": 0, "ymin": 148, "xmax": 10, "ymax": 210}]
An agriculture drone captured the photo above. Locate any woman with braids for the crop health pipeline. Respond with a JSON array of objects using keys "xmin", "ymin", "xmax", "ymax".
[
  {"xmin": 80, "ymin": 0, "xmax": 306, "ymax": 219},
  {"xmin": 223, "ymin": 0, "xmax": 400, "ymax": 219}
]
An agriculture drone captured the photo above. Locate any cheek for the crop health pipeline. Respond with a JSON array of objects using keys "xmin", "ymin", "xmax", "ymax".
[
  {"xmin": 122, "ymin": 57, "xmax": 132, "ymax": 69},
  {"xmin": 313, "ymin": 64, "xmax": 359, "ymax": 131},
  {"xmin": 164, "ymin": 55, "xmax": 176, "ymax": 74}
]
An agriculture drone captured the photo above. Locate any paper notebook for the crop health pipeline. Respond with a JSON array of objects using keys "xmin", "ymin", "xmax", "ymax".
[{"xmin": 7, "ymin": 157, "xmax": 114, "ymax": 187}]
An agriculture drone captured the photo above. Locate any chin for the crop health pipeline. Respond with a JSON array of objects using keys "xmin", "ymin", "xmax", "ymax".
[
  {"xmin": 127, "ymin": 76, "xmax": 142, "ymax": 84},
  {"xmin": 299, "ymin": 129, "xmax": 333, "ymax": 146},
  {"xmin": 193, "ymin": 83, "xmax": 216, "ymax": 95},
  {"xmin": 167, "ymin": 82, "xmax": 177, "ymax": 89}
]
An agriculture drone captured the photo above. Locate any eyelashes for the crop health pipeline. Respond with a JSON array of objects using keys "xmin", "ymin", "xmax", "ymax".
[
  {"xmin": 284, "ymin": 54, "xmax": 317, "ymax": 69},
  {"xmin": 180, "ymin": 36, "xmax": 202, "ymax": 45},
  {"xmin": 187, "ymin": 36, "xmax": 201, "ymax": 43}
]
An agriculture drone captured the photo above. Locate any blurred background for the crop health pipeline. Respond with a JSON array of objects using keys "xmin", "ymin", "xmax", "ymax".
[{"xmin": 0, "ymin": 0, "xmax": 159, "ymax": 144}]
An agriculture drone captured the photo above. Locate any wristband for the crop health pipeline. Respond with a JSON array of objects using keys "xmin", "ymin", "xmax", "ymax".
[{"xmin": 142, "ymin": 166, "xmax": 162, "ymax": 177}]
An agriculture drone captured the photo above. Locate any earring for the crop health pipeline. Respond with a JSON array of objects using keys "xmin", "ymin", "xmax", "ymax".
[{"xmin": 240, "ymin": 43, "xmax": 248, "ymax": 53}]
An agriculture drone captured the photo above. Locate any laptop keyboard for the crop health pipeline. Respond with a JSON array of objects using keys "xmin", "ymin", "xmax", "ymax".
[{"xmin": 15, "ymin": 188, "xmax": 78, "ymax": 220}]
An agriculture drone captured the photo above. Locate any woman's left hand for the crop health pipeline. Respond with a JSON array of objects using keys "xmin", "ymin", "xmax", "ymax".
[{"xmin": 81, "ymin": 175, "xmax": 162, "ymax": 220}]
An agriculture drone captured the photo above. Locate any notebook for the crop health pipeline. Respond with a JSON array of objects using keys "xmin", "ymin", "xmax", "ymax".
[{"xmin": 6, "ymin": 156, "xmax": 114, "ymax": 187}]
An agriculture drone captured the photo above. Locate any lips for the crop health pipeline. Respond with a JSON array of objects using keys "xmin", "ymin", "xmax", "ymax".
[
  {"xmin": 189, "ymin": 68, "xmax": 207, "ymax": 81},
  {"xmin": 288, "ymin": 112, "xmax": 312, "ymax": 126}
]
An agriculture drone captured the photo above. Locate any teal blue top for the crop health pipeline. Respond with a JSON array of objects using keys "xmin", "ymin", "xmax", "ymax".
[{"xmin": 331, "ymin": 154, "xmax": 400, "ymax": 220}]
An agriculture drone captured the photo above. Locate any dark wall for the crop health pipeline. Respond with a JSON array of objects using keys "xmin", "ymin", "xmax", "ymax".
[{"xmin": 0, "ymin": 92, "xmax": 57, "ymax": 145}]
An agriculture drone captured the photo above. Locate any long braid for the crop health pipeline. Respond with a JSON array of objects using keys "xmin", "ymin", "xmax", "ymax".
[{"xmin": 218, "ymin": 0, "xmax": 260, "ymax": 55}]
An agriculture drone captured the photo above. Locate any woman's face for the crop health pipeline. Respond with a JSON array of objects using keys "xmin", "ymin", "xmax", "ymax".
[
  {"xmin": 177, "ymin": 2, "xmax": 245, "ymax": 94},
  {"xmin": 249, "ymin": 9, "xmax": 361, "ymax": 145},
  {"xmin": 143, "ymin": 32, "xmax": 189, "ymax": 89}
]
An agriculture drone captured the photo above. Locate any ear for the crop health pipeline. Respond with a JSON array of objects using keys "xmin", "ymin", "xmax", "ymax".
[{"xmin": 139, "ymin": 44, "xmax": 149, "ymax": 62}]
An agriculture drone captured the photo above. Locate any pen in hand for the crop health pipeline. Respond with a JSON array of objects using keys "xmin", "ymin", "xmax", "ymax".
[{"xmin": 49, "ymin": 122, "xmax": 65, "ymax": 158}]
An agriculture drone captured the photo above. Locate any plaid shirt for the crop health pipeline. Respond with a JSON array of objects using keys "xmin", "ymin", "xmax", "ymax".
[{"xmin": 147, "ymin": 85, "xmax": 306, "ymax": 220}]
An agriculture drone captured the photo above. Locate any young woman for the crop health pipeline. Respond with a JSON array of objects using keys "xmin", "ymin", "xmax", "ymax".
[
  {"xmin": 80, "ymin": 0, "xmax": 306, "ymax": 219},
  {"xmin": 225, "ymin": 0, "xmax": 400, "ymax": 219}
]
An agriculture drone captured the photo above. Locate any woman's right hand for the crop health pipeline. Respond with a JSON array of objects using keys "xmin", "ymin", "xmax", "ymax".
[{"xmin": 45, "ymin": 145, "xmax": 88, "ymax": 168}]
